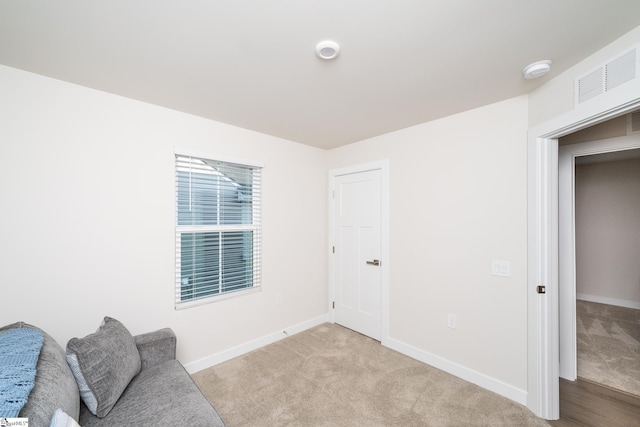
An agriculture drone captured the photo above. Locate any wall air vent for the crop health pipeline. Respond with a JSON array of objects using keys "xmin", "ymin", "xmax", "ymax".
[
  {"xmin": 575, "ymin": 45, "xmax": 639, "ymax": 107},
  {"xmin": 627, "ymin": 110, "xmax": 640, "ymax": 134},
  {"xmin": 577, "ymin": 68, "xmax": 604, "ymax": 104},
  {"xmin": 606, "ymin": 49, "xmax": 636, "ymax": 91}
]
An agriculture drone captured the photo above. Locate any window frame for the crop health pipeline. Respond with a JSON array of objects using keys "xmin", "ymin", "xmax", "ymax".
[{"xmin": 174, "ymin": 148, "xmax": 262, "ymax": 309}]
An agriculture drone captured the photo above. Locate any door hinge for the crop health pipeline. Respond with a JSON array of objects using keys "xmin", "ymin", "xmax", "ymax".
[
  {"xmin": 537, "ymin": 285, "xmax": 546, "ymax": 294},
  {"xmin": 332, "ymin": 190, "xmax": 335, "ymax": 198},
  {"xmin": 332, "ymin": 301, "xmax": 335, "ymax": 309},
  {"xmin": 332, "ymin": 246, "xmax": 335, "ymax": 253}
]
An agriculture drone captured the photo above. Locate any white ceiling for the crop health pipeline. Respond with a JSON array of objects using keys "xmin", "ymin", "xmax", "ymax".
[{"xmin": 2, "ymin": 1, "xmax": 640, "ymax": 149}]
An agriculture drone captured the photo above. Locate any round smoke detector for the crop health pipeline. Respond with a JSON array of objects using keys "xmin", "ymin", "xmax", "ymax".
[
  {"xmin": 522, "ymin": 60, "xmax": 552, "ymax": 79},
  {"xmin": 316, "ymin": 41, "xmax": 340, "ymax": 60}
]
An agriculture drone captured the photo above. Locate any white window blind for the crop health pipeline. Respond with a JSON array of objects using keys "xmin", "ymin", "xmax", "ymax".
[{"xmin": 175, "ymin": 154, "xmax": 261, "ymax": 307}]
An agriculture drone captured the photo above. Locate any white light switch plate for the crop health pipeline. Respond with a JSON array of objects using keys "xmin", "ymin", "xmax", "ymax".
[{"xmin": 492, "ymin": 260, "xmax": 511, "ymax": 277}]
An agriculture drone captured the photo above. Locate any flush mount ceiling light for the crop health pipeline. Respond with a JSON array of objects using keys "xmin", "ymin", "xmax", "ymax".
[
  {"xmin": 522, "ymin": 60, "xmax": 552, "ymax": 79},
  {"xmin": 315, "ymin": 40, "xmax": 340, "ymax": 60}
]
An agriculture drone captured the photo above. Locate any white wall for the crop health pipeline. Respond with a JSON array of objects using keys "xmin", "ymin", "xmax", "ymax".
[
  {"xmin": 0, "ymin": 65, "xmax": 328, "ymax": 366},
  {"xmin": 327, "ymin": 96, "xmax": 529, "ymax": 395},
  {"xmin": 575, "ymin": 157, "xmax": 640, "ymax": 307},
  {"xmin": 3, "ymin": 21, "xmax": 637, "ymax": 407}
]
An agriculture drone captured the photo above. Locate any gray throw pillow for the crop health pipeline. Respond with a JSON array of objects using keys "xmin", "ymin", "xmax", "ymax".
[{"xmin": 66, "ymin": 317, "xmax": 141, "ymax": 418}]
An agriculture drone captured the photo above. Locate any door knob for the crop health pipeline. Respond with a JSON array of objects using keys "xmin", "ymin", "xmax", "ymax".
[{"xmin": 366, "ymin": 259, "xmax": 380, "ymax": 266}]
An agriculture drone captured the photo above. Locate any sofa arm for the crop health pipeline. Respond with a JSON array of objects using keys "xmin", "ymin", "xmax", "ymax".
[{"xmin": 134, "ymin": 328, "xmax": 177, "ymax": 371}]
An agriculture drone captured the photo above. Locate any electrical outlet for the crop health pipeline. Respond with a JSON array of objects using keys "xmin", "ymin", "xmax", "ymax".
[{"xmin": 447, "ymin": 313, "xmax": 457, "ymax": 329}]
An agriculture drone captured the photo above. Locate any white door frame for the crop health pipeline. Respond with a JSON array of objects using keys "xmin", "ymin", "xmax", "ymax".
[
  {"xmin": 329, "ymin": 160, "xmax": 390, "ymax": 344},
  {"xmin": 527, "ymin": 82, "xmax": 640, "ymax": 419},
  {"xmin": 558, "ymin": 135, "xmax": 640, "ymax": 382}
]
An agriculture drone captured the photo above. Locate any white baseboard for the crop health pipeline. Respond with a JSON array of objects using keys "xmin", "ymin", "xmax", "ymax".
[
  {"xmin": 184, "ymin": 313, "xmax": 330, "ymax": 374},
  {"xmin": 383, "ymin": 336, "xmax": 527, "ymax": 406},
  {"xmin": 577, "ymin": 293, "xmax": 640, "ymax": 310}
]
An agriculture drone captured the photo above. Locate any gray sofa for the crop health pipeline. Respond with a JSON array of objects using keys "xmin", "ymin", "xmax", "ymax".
[{"xmin": 1, "ymin": 320, "xmax": 225, "ymax": 427}]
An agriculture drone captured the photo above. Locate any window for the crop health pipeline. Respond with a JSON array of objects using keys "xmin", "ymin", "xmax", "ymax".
[{"xmin": 175, "ymin": 154, "xmax": 261, "ymax": 307}]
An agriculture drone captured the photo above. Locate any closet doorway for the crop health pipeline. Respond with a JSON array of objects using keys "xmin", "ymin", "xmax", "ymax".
[{"xmin": 558, "ymin": 115, "xmax": 640, "ymax": 397}]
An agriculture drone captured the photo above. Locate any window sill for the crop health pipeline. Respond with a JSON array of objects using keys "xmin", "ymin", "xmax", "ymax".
[{"xmin": 174, "ymin": 286, "xmax": 262, "ymax": 310}]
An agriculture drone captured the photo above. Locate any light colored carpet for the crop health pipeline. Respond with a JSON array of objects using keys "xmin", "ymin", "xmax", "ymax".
[
  {"xmin": 193, "ymin": 323, "xmax": 549, "ymax": 426},
  {"xmin": 577, "ymin": 300, "xmax": 640, "ymax": 396}
]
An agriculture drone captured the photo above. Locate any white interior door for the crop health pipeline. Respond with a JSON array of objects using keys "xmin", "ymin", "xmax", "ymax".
[{"xmin": 333, "ymin": 169, "xmax": 381, "ymax": 340}]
